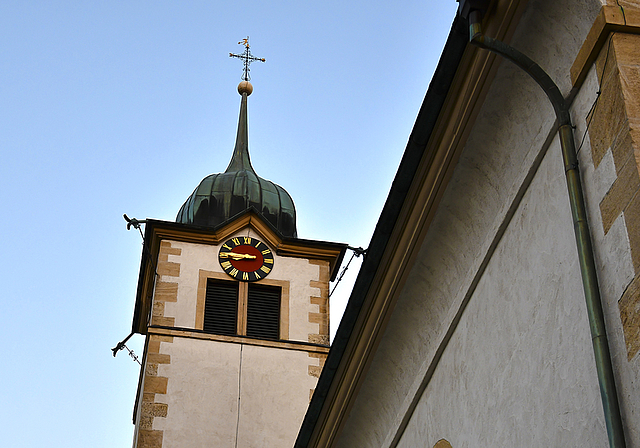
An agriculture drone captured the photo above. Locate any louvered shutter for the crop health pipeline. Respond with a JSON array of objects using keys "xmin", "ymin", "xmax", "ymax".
[
  {"xmin": 204, "ymin": 279, "xmax": 238, "ymax": 336},
  {"xmin": 246, "ymin": 283, "xmax": 281, "ymax": 340}
]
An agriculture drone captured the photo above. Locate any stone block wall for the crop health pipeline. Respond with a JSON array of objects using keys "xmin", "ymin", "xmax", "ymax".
[
  {"xmin": 588, "ymin": 24, "xmax": 640, "ymax": 360},
  {"xmin": 308, "ymin": 259, "xmax": 330, "ymax": 346}
]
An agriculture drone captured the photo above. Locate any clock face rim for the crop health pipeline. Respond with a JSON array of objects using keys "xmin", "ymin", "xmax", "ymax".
[{"xmin": 218, "ymin": 236, "xmax": 274, "ymax": 282}]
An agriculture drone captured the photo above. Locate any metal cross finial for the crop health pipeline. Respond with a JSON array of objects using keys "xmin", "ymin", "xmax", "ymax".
[{"xmin": 229, "ymin": 37, "xmax": 265, "ymax": 81}]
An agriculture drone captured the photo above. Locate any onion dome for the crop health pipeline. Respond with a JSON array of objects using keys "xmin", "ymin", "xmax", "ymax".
[{"xmin": 176, "ymin": 82, "xmax": 297, "ymax": 237}]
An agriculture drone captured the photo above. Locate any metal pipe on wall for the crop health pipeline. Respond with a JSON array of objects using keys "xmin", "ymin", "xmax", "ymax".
[{"xmin": 462, "ymin": 6, "xmax": 626, "ymax": 448}]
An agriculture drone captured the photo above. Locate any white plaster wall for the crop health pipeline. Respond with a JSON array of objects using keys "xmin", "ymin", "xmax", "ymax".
[
  {"xmin": 161, "ymin": 226, "xmax": 321, "ymax": 342},
  {"xmin": 164, "ymin": 241, "xmax": 211, "ymax": 328},
  {"xmin": 237, "ymin": 345, "xmax": 319, "ymax": 447},
  {"xmin": 155, "ymin": 338, "xmax": 317, "ymax": 448},
  {"xmin": 397, "ymin": 141, "xmax": 607, "ymax": 447},
  {"xmin": 333, "ymin": 0, "xmax": 628, "ymax": 446},
  {"xmin": 155, "ymin": 338, "xmax": 241, "ymax": 447},
  {"xmin": 273, "ymin": 254, "xmax": 321, "ymax": 343}
]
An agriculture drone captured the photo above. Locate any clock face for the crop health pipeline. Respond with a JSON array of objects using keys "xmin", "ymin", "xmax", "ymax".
[{"xmin": 218, "ymin": 236, "xmax": 274, "ymax": 281}]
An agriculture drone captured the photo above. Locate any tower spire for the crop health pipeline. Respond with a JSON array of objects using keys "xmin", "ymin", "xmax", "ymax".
[
  {"xmin": 225, "ymin": 38, "xmax": 265, "ymax": 173},
  {"xmin": 176, "ymin": 39, "xmax": 297, "ymax": 237},
  {"xmin": 224, "ymin": 87, "xmax": 253, "ymax": 173},
  {"xmin": 225, "ymin": 37, "xmax": 265, "ymax": 173}
]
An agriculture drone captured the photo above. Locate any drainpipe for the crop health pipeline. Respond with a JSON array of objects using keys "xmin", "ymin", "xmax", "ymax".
[{"xmin": 459, "ymin": 3, "xmax": 626, "ymax": 447}]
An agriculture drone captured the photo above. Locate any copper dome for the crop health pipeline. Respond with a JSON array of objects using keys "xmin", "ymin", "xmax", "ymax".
[{"xmin": 176, "ymin": 84, "xmax": 297, "ymax": 237}]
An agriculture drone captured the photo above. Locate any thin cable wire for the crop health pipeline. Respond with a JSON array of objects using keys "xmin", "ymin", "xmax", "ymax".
[
  {"xmin": 112, "ymin": 215, "xmax": 160, "ymax": 362},
  {"xmin": 123, "ymin": 215, "xmax": 159, "ymax": 279},
  {"xmin": 123, "ymin": 344, "xmax": 142, "ymax": 365},
  {"xmin": 576, "ymin": 2, "xmax": 626, "ymax": 155},
  {"xmin": 329, "ymin": 247, "xmax": 366, "ymax": 298},
  {"xmin": 576, "ymin": 31, "xmax": 616, "ymax": 155}
]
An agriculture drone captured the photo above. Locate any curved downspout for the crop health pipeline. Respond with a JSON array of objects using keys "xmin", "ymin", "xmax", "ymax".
[{"xmin": 465, "ymin": 10, "xmax": 626, "ymax": 448}]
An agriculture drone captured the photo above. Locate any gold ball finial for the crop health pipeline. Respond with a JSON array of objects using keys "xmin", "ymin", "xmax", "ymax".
[{"xmin": 238, "ymin": 81, "xmax": 253, "ymax": 96}]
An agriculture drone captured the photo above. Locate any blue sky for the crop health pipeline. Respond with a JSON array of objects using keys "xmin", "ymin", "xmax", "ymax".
[{"xmin": 0, "ymin": 1, "xmax": 458, "ymax": 446}]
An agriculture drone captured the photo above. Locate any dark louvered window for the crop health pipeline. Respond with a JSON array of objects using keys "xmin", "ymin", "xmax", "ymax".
[
  {"xmin": 203, "ymin": 279, "xmax": 238, "ymax": 336},
  {"xmin": 246, "ymin": 283, "xmax": 281, "ymax": 340}
]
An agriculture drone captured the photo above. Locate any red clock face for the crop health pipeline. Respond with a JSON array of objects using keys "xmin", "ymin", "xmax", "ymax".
[{"xmin": 218, "ymin": 237, "xmax": 274, "ymax": 281}]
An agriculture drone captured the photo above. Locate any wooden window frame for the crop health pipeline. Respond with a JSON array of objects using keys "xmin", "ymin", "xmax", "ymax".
[{"xmin": 196, "ymin": 270, "xmax": 290, "ymax": 340}]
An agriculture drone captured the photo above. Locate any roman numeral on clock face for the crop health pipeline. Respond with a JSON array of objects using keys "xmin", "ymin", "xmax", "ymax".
[{"xmin": 218, "ymin": 237, "xmax": 274, "ymax": 282}]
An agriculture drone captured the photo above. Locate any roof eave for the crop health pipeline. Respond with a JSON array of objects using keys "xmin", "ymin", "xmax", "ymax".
[
  {"xmin": 295, "ymin": 0, "xmax": 532, "ymax": 444},
  {"xmin": 293, "ymin": 15, "xmax": 471, "ymax": 446}
]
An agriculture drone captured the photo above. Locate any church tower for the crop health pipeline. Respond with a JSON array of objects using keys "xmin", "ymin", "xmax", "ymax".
[{"xmin": 129, "ymin": 43, "xmax": 346, "ymax": 448}]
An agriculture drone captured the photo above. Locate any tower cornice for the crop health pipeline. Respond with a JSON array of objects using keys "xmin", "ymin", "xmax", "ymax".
[{"xmin": 132, "ymin": 213, "xmax": 347, "ymax": 335}]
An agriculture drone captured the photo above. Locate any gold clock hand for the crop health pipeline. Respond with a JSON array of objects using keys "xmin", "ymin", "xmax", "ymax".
[{"xmin": 220, "ymin": 252, "xmax": 257, "ymax": 260}]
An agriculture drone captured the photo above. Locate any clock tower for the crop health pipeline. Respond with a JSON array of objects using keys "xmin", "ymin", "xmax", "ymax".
[{"xmin": 128, "ymin": 51, "xmax": 346, "ymax": 448}]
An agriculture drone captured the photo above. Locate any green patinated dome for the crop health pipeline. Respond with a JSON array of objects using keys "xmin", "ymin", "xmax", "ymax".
[{"xmin": 176, "ymin": 83, "xmax": 297, "ymax": 237}]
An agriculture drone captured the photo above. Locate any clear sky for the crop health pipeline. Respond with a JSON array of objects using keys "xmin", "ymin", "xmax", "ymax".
[{"xmin": 0, "ymin": 1, "xmax": 458, "ymax": 446}]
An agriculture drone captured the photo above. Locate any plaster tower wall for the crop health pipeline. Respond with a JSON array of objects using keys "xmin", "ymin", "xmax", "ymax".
[
  {"xmin": 128, "ymin": 65, "xmax": 345, "ymax": 448},
  {"xmin": 131, "ymin": 225, "xmax": 335, "ymax": 448}
]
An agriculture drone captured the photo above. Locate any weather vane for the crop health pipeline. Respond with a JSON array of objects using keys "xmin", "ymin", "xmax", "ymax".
[{"xmin": 229, "ymin": 37, "xmax": 265, "ymax": 81}]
